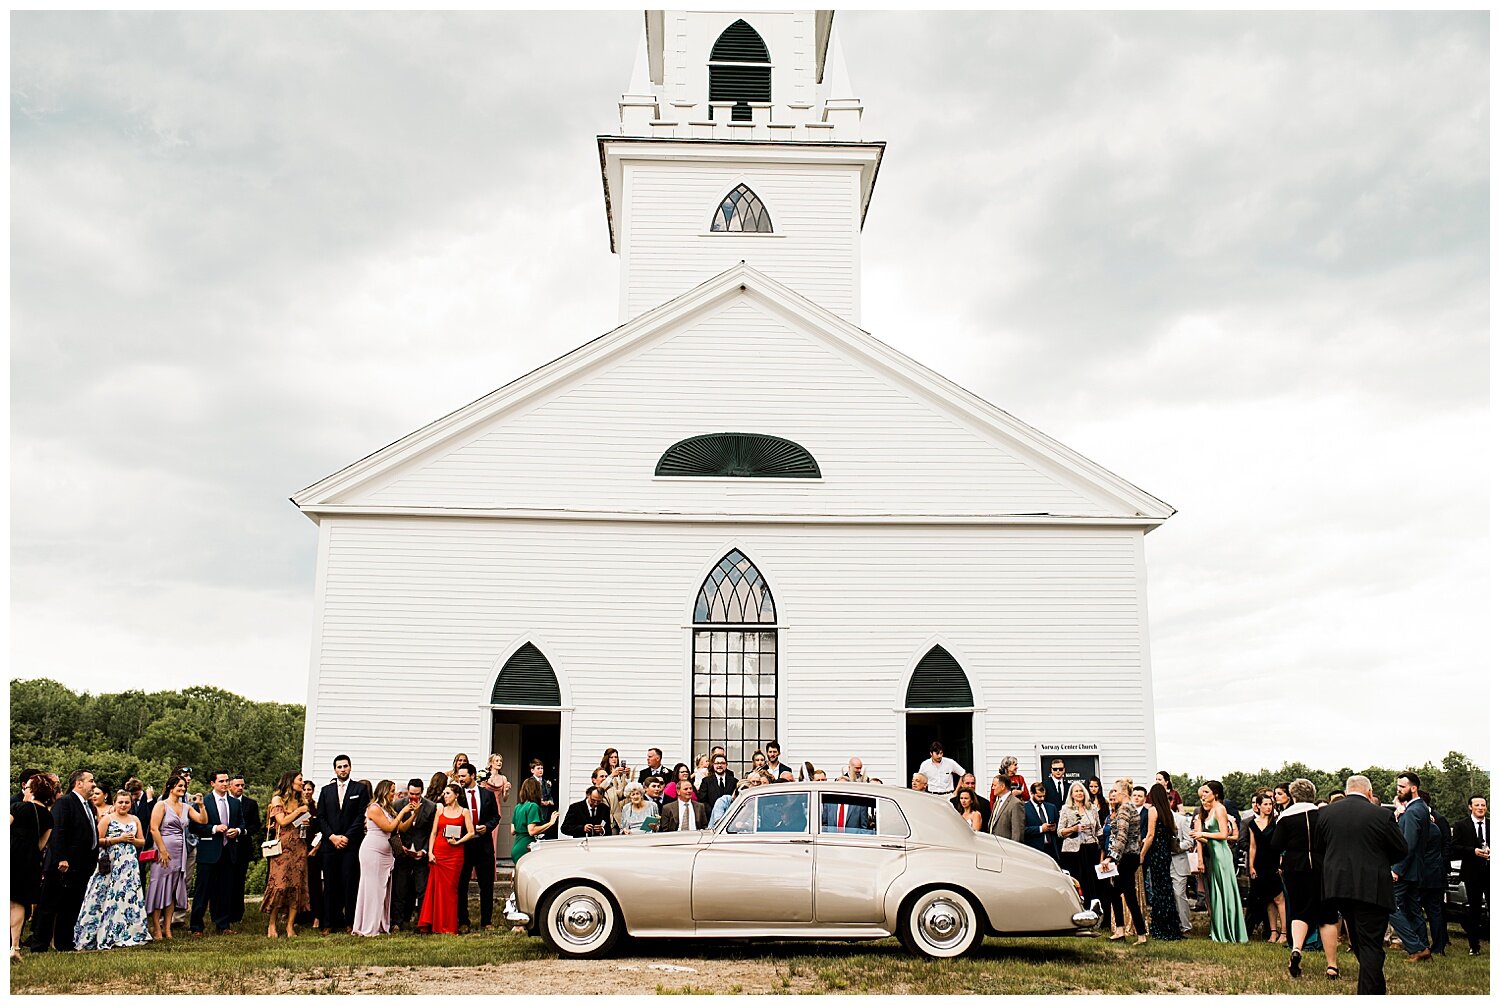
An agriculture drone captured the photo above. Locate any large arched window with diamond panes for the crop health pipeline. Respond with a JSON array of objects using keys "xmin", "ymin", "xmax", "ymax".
[
  {"xmin": 692, "ymin": 550, "xmax": 777, "ymax": 777},
  {"xmin": 710, "ymin": 184, "xmax": 773, "ymax": 234}
]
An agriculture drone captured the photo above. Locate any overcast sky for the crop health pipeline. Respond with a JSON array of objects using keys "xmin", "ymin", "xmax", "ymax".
[{"xmin": 11, "ymin": 12, "xmax": 1488, "ymax": 777}]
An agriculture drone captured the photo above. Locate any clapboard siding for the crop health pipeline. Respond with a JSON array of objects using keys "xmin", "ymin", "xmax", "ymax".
[
  {"xmin": 357, "ymin": 299, "xmax": 1114, "ymax": 517},
  {"xmin": 302, "ymin": 518, "xmax": 1154, "ymax": 800},
  {"xmin": 623, "ymin": 162, "xmax": 858, "ymax": 322}
]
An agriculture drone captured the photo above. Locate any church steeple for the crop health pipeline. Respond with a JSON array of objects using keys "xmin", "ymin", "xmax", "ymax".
[{"xmin": 599, "ymin": 10, "xmax": 884, "ymax": 325}]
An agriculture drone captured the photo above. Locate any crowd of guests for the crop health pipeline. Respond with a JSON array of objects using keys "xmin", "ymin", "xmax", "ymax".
[{"xmin": 10, "ymin": 748, "xmax": 1489, "ymax": 995}]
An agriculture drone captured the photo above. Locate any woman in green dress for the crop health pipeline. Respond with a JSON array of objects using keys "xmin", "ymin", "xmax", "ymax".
[
  {"xmin": 510, "ymin": 777, "xmax": 558, "ymax": 861},
  {"xmin": 1192, "ymin": 779, "xmax": 1248, "ymax": 943}
]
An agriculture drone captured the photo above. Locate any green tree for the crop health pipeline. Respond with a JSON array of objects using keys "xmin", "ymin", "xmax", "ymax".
[
  {"xmin": 9, "ymin": 679, "xmax": 87, "ymax": 745},
  {"xmin": 132, "ymin": 708, "xmax": 209, "ymax": 773}
]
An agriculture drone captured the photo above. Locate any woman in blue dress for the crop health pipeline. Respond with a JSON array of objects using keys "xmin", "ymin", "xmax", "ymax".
[
  {"xmin": 1191, "ymin": 780, "xmax": 1248, "ymax": 943},
  {"xmin": 74, "ymin": 789, "xmax": 151, "ymax": 949}
]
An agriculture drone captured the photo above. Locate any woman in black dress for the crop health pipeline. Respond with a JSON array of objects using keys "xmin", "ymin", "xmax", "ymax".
[
  {"xmin": 1270, "ymin": 778, "xmax": 1341, "ymax": 980},
  {"xmin": 297, "ymin": 778, "xmax": 323, "ymax": 930},
  {"xmin": 1140, "ymin": 783, "xmax": 1183, "ymax": 940},
  {"xmin": 9, "ymin": 773, "xmax": 56, "ymax": 961},
  {"xmin": 1246, "ymin": 790, "xmax": 1286, "ymax": 942}
]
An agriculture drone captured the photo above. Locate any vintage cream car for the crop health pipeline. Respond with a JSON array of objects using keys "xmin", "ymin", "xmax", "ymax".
[{"xmin": 512, "ymin": 782, "xmax": 1099, "ymax": 959}]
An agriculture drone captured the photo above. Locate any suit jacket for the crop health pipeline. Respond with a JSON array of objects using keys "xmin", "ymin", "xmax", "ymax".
[
  {"xmin": 191, "ymin": 792, "xmax": 245, "ymax": 866},
  {"xmin": 46, "ymin": 792, "xmax": 98, "ymax": 880},
  {"xmin": 396, "ymin": 798, "xmax": 438, "ymax": 855},
  {"xmin": 560, "ymin": 798, "xmax": 615, "ymax": 838},
  {"xmin": 1451, "ymin": 816, "xmax": 1489, "ymax": 885},
  {"xmin": 1024, "ymin": 799, "xmax": 1060, "ymax": 857},
  {"xmin": 316, "ymin": 779, "xmax": 371, "ymax": 848},
  {"xmin": 457, "ymin": 786, "xmax": 500, "ymax": 857},
  {"xmin": 656, "ymin": 799, "xmax": 709, "ymax": 833},
  {"xmin": 638, "ymin": 766, "xmax": 666, "ymax": 787},
  {"xmin": 1315, "ymin": 793, "xmax": 1408, "ymax": 911},
  {"xmin": 1393, "ymin": 797, "xmax": 1432, "ymax": 884},
  {"xmin": 988, "ymin": 792, "xmax": 1028, "ymax": 843},
  {"xmin": 1043, "ymin": 775, "xmax": 1069, "ymax": 812},
  {"xmin": 698, "ymin": 771, "xmax": 738, "ymax": 809},
  {"xmin": 238, "ymin": 795, "xmax": 262, "ymax": 863},
  {"xmin": 134, "ymin": 796, "xmax": 157, "ymax": 849},
  {"xmin": 821, "ymin": 801, "xmax": 872, "ymax": 832}
]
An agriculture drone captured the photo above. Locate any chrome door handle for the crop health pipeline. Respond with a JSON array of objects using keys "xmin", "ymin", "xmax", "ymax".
[
  {"xmin": 881, "ymin": 843, "xmax": 904, "ymax": 850},
  {"xmin": 790, "ymin": 838, "xmax": 814, "ymax": 844}
]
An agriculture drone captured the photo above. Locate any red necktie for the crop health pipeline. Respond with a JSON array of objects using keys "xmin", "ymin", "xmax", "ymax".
[
  {"xmin": 838, "ymin": 805, "xmax": 846, "ymax": 829},
  {"xmin": 469, "ymin": 790, "xmax": 478, "ymax": 814}
]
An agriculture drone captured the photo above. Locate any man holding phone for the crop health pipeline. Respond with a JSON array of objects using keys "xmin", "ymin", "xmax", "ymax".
[
  {"xmin": 390, "ymin": 779, "xmax": 437, "ymax": 930},
  {"xmin": 188, "ymin": 769, "xmax": 244, "ymax": 935}
]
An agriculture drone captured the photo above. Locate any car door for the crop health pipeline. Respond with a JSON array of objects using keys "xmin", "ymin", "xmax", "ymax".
[
  {"xmin": 691, "ymin": 790, "xmax": 814, "ymax": 924},
  {"xmin": 814, "ymin": 792, "xmax": 909, "ymax": 925}
]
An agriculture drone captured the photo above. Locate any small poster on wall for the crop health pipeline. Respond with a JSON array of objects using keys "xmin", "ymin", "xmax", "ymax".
[{"xmin": 1034, "ymin": 742, "xmax": 1101, "ymax": 795}]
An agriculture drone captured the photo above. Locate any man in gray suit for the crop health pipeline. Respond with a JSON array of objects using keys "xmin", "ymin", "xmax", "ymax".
[
  {"xmin": 1315, "ymin": 774, "xmax": 1409, "ymax": 994},
  {"xmin": 987, "ymin": 777, "xmax": 1028, "ymax": 843},
  {"xmin": 390, "ymin": 778, "xmax": 437, "ymax": 930}
]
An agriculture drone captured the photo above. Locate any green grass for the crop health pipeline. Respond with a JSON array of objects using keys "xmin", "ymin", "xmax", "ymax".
[{"xmin": 10, "ymin": 902, "xmax": 1490, "ymax": 995}]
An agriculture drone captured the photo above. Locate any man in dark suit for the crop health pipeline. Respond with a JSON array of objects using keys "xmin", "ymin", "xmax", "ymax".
[
  {"xmin": 988, "ymin": 779, "xmax": 1028, "ymax": 843},
  {"xmin": 1024, "ymin": 782, "xmax": 1060, "ymax": 859},
  {"xmin": 454, "ymin": 763, "xmax": 500, "ymax": 931},
  {"xmin": 657, "ymin": 781, "xmax": 709, "ymax": 832},
  {"xmin": 1389, "ymin": 771, "xmax": 1436, "ymax": 960},
  {"xmin": 227, "ymin": 774, "xmax": 260, "ymax": 927},
  {"xmin": 391, "ymin": 778, "xmax": 438, "ymax": 930},
  {"xmin": 1450, "ymin": 794, "xmax": 1489, "ymax": 955},
  {"xmin": 1417, "ymin": 789, "xmax": 1449, "ymax": 955},
  {"xmin": 1315, "ymin": 774, "xmax": 1409, "ymax": 995},
  {"xmin": 27, "ymin": 768, "xmax": 97, "ymax": 951},
  {"xmin": 698, "ymin": 753, "xmax": 737, "ymax": 810},
  {"xmin": 315, "ymin": 754, "xmax": 369, "ymax": 932},
  {"xmin": 637, "ymin": 748, "xmax": 665, "ymax": 787},
  {"xmin": 1043, "ymin": 759, "xmax": 1069, "ymax": 813},
  {"xmin": 189, "ymin": 769, "xmax": 244, "ymax": 935},
  {"xmin": 821, "ymin": 795, "xmax": 873, "ymax": 834},
  {"xmin": 561, "ymin": 785, "xmax": 616, "ymax": 838}
]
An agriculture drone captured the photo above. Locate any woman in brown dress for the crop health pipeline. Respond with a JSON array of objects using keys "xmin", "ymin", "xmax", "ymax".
[{"xmin": 261, "ymin": 770, "xmax": 312, "ymax": 938}]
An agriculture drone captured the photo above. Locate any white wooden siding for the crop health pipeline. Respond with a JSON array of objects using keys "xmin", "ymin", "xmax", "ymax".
[
  {"xmin": 353, "ymin": 298, "xmax": 1114, "ymax": 517},
  {"xmin": 302, "ymin": 518, "xmax": 1156, "ymax": 802},
  {"xmin": 622, "ymin": 162, "xmax": 859, "ymax": 322}
]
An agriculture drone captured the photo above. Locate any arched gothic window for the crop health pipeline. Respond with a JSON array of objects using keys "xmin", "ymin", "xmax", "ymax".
[
  {"xmin": 709, "ymin": 19, "xmax": 771, "ymax": 122},
  {"xmin": 904, "ymin": 645, "xmax": 975, "ymax": 708},
  {"xmin": 491, "ymin": 642, "xmax": 562, "ymax": 706},
  {"xmin": 692, "ymin": 550, "xmax": 777, "ymax": 775},
  {"xmin": 709, "ymin": 185, "xmax": 773, "ymax": 234}
]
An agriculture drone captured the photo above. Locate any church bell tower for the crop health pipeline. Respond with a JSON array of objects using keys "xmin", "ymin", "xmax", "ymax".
[{"xmin": 599, "ymin": 10, "xmax": 883, "ymax": 325}]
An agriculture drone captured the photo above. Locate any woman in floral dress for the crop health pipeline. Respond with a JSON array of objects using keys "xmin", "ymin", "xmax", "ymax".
[
  {"xmin": 262, "ymin": 770, "xmax": 312, "ymax": 938},
  {"xmin": 74, "ymin": 790, "xmax": 151, "ymax": 949}
]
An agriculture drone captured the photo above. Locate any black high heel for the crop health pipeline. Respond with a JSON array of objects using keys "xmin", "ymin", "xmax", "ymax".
[
  {"xmin": 1288, "ymin": 949, "xmax": 1301, "ymax": 978},
  {"xmin": 1326, "ymin": 965, "xmax": 1339, "ymax": 981}
]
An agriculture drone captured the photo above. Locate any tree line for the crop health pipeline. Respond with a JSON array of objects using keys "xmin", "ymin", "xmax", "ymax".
[{"xmin": 10, "ymin": 678, "xmax": 1487, "ymax": 825}]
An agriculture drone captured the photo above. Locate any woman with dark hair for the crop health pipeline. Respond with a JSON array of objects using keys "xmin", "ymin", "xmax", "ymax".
[
  {"xmin": 1247, "ymin": 790, "xmax": 1286, "ymax": 943},
  {"xmin": 1270, "ymin": 778, "xmax": 1340, "ymax": 980},
  {"xmin": 298, "ymin": 779, "xmax": 322, "ymax": 930},
  {"xmin": 1140, "ymin": 783, "xmax": 1182, "ymax": 941},
  {"xmin": 1272, "ymin": 782, "xmax": 1292, "ymax": 817},
  {"xmin": 1087, "ymin": 776, "xmax": 1110, "ymax": 824},
  {"xmin": 261, "ymin": 770, "xmax": 312, "ymax": 938},
  {"xmin": 424, "ymin": 771, "xmax": 448, "ymax": 804},
  {"xmin": 956, "ymin": 789, "xmax": 983, "ymax": 831},
  {"xmin": 146, "ymin": 772, "xmax": 203, "ymax": 940},
  {"xmin": 1192, "ymin": 780, "xmax": 1247, "ymax": 943},
  {"xmin": 510, "ymin": 777, "xmax": 558, "ymax": 861},
  {"xmin": 352, "ymin": 780, "xmax": 415, "ymax": 936},
  {"xmin": 10, "ymin": 773, "xmax": 55, "ymax": 961},
  {"xmin": 662, "ymin": 763, "xmax": 695, "ymax": 803},
  {"xmin": 417, "ymin": 784, "xmax": 473, "ymax": 935}
]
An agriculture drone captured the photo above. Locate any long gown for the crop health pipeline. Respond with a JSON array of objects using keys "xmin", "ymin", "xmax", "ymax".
[
  {"xmin": 351, "ymin": 807, "xmax": 396, "ymax": 936},
  {"xmin": 74, "ymin": 818, "xmax": 151, "ymax": 949},
  {"xmin": 1205, "ymin": 814, "xmax": 1248, "ymax": 943},
  {"xmin": 145, "ymin": 802, "xmax": 189, "ymax": 912},
  {"xmin": 1145, "ymin": 813, "xmax": 1182, "ymax": 940},
  {"xmin": 260, "ymin": 802, "xmax": 311, "ymax": 915},
  {"xmin": 9, "ymin": 799, "xmax": 49, "ymax": 911},
  {"xmin": 417, "ymin": 811, "xmax": 465, "ymax": 934}
]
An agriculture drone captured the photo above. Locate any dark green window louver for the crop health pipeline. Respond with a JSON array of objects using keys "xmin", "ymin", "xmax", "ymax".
[
  {"xmin": 491, "ymin": 642, "xmax": 561, "ymax": 706},
  {"xmin": 656, "ymin": 433, "xmax": 819, "ymax": 479},
  {"xmin": 709, "ymin": 19, "xmax": 770, "ymax": 122},
  {"xmin": 905, "ymin": 646, "xmax": 974, "ymax": 709}
]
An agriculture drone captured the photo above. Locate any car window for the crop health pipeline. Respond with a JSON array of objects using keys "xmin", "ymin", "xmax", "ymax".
[
  {"xmin": 724, "ymin": 792, "xmax": 809, "ymax": 835},
  {"xmin": 819, "ymin": 794, "xmax": 878, "ymax": 835},
  {"xmin": 876, "ymin": 797, "xmax": 911, "ymax": 838}
]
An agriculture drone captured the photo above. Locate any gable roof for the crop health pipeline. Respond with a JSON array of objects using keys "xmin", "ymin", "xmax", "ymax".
[{"xmin": 292, "ymin": 262, "xmax": 1174, "ymax": 524}]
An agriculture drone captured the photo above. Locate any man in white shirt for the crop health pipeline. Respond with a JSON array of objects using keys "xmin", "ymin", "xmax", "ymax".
[
  {"xmin": 1169, "ymin": 807, "xmax": 1197, "ymax": 934},
  {"xmin": 916, "ymin": 742, "xmax": 965, "ymax": 796}
]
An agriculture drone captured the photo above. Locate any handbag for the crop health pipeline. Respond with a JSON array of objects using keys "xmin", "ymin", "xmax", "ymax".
[
  {"xmin": 97, "ymin": 849, "xmax": 112, "ymax": 875},
  {"xmin": 261, "ymin": 838, "xmax": 283, "ymax": 858},
  {"xmin": 138, "ymin": 848, "xmax": 158, "ymax": 863}
]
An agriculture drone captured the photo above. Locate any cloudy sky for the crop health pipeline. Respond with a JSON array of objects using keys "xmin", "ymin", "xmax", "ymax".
[{"xmin": 11, "ymin": 12, "xmax": 1488, "ymax": 777}]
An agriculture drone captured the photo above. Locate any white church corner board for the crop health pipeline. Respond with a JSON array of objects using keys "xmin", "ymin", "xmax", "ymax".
[{"xmin": 293, "ymin": 11, "xmax": 1174, "ymax": 809}]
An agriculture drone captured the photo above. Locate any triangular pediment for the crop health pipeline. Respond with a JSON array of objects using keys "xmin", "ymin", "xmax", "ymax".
[{"xmin": 293, "ymin": 264, "xmax": 1173, "ymax": 524}]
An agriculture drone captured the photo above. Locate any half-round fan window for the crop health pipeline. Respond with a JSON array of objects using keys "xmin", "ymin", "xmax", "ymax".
[
  {"xmin": 656, "ymin": 432, "xmax": 818, "ymax": 478},
  {"xmin": 711, "ymin": 184, "xmax": 773, "ymax": 234}
]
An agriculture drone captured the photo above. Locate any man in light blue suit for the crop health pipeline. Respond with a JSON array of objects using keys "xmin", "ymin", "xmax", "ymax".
[{"xmin": 821, "ymin": 796, "xmax": 874, "ymax": 834}]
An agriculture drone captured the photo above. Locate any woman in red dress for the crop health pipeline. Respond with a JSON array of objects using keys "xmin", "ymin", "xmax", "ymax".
[{"xmin": 417, "ymin": 784, "xmax": 474, "ymax": 934}]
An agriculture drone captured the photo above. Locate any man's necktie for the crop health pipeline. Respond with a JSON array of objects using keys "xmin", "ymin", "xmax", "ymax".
[{"xmin": 838, "ymin": 804, "xmax": 846, "ymax": 829}]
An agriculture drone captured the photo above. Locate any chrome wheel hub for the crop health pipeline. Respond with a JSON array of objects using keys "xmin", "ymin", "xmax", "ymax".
[
  {"xmin": 555, "ymin": 894, "xmax": 606, "ymax": 946},
  {"xmin": 918, "ymin": 897, "xmax": 968, "ymax": 950}
]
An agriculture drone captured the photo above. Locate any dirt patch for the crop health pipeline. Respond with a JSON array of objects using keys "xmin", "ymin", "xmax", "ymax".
[{"xmin": 263, "ymin": 960, "xmax": 818, "ymax": 995}]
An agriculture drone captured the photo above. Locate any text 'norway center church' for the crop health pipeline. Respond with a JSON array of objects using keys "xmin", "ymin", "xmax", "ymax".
[{"xmin": 292, "ymin": 10, "xmax": 1174, "ymax": 801}]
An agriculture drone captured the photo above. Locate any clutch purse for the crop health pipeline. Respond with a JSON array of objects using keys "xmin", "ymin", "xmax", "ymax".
[
  {"xmin": 138, "ymin": 848, "xmax": 158, "ymax": 863},
  {"xmin": 261, "ymin": 838, "xmax": 283, "ymax": 858},
  {"xmin": 97, "ymin": 850, "xmax": 112, "ymax": 875}
]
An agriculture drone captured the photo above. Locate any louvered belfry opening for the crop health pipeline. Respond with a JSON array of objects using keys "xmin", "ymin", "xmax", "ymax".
[
  {"xmin": 711, "ymin": 184, "xmax": 773, "ymax": 234},
  {"xmin": 656, "ymin": 432, "xmax": 818, "ymax": 478},
  {"xmin": 491, "ymin": 642, "xmax": 562, "ymax": 706},
  {"xmin": 709, "ymin": 19, "xmax": 770, "ymax": 122},
  {"xmin": 905, "ymin": 646, "xmax": 975, "ymax": 709}
]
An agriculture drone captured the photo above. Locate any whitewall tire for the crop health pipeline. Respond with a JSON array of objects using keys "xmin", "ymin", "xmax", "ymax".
[
  {"xmin": 538, "ymin": 884, "xmax": 622, "ymax": 959},
  {"xmin": 903, "ymin": 888, "xmax": 981, "ymax": 959}
]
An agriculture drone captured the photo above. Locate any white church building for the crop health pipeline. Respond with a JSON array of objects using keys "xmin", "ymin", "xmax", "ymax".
[{"xmin": 293, "ymin": 10, "xmax": 1174, "ymax": 804}]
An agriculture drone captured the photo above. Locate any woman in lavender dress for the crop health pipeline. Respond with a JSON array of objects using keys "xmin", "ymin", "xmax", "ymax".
[
  {"xmin": 74, "ymin": 790, "xmax": 151, "ymax": 949},
  {"xmin": 351, "ymin": 780, "xmax": 417, "ymax": 936},
  {"xmin": 145, "ymin": 772, "xmax": 203, "ymax": 940}
]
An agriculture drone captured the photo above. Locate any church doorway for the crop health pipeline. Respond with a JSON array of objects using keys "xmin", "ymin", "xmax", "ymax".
[
  {"xmin": 904, "ymin": 712, "xmax": 974, "ymax": 784},
  {"xmin": 491, "ymin": 709, "xmax": 560, "ymax": 858}
]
